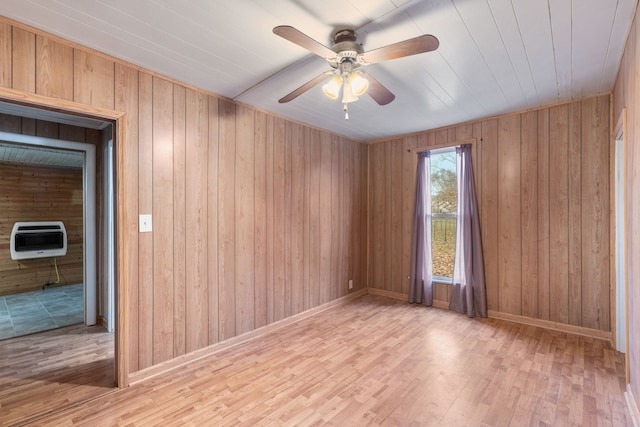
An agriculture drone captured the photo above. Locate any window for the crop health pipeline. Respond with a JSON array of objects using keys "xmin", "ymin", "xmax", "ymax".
[
  {"xmin": 409, "ymin": 143, "xmax": 486, "ymax": 315},
  {"xmin": 430, "ymin": 148, "xmax": 457, "ymax": 281}
]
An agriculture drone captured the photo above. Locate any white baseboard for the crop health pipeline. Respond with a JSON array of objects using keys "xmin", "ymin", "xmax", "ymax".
[
  {"xmin": 627, "ymin": 385, "xmax": 640, "ymax": 427},
  {"xmin": 487, "ymin": 310, "xmax": 612, "ymax": 342}
]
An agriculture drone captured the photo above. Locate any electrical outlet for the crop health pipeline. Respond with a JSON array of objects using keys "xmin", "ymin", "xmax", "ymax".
[{"xmin": 348, "ymin": 279, "xmax": 353, "ymax": 290}]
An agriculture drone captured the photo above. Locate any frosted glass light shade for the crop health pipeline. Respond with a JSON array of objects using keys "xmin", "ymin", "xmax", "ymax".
[
  {"xmin": 342, "ymin": 80, "xmax": 359, "ymax": 103},
  {"xmin": 349, "ymin": 73, "xmax": 369, "ymax": 96},
  {"xmin": 322, "ymin": 75, "xmax": 342, "ymax": 99}
]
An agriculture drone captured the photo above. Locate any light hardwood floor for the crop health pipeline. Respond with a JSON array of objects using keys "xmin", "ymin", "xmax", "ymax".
[
  {"xmin": 0, "ymin": 324, "xmax": 114, "ymax": 426},
  {"xmin": 15, "ymin": 295, "xmax": 630, "ymax": 426}
]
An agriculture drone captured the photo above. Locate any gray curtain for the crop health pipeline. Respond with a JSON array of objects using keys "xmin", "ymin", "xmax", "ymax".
[
  {"xmin": 449, "ymin": 144, "xmax": 487, "ymax": 317},
  {"xmin": 408, "ymin": 151, "xmax": 433, "ymax": 305}
]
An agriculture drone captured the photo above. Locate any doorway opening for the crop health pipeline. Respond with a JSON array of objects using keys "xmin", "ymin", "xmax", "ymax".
[
  {"xmin": 0, "ymin": 132, "xmax": 100, "ymax": 330},
  {"xmin": 0, "ymin": 99, "xmax": 120, "ymax": 424},
  {"xmin": 612, "ymin": 109, "xmax": 629, "ymax": 383}
]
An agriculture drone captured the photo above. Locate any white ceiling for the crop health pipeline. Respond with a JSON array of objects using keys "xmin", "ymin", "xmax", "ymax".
[
  {"xmin": 0, "ymin": 142, "xmax": 83, "ymax": 168},
  {"xmin": 0, "ymin": 0, "xmax": 636, "ymax": 141}
]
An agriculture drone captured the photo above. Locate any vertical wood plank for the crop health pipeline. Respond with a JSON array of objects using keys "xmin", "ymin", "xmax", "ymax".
[
  {"xmin": 290, "ymin": 124, "xmax": 305, "ymax": 314},
  {"xmin": 0, "ymin": 23, "xmax": 11, "ymax": 87},
  {"xmin": 390, "ymin": 140, "xmax": 403, "ymax": 293},
  {"xmin": 549, "ymin": 104, "xmax": 570, "ymax": 324},
  {"xmin": 331, "ymin": 136, "xmax": 341, "ymax": 299},
  {"xmin": 283, "ymin": 123, "xmax": 293, "ymax": 317},
  {"xmin": 497, "ymin": 114, "xmax": 522, "ymax": 315},
  {"xmin": 35, "ymin": 35, "xmax": 73, "ymax": 100},
  {"xmin": 137, "ymin": 72, "xmax": 154, "ymax": 370},
  {"xmin": 359, "ymin": 143, "xmax": 368, "ymax": 289},
  {"xmin": 58, "ymin": 124, "xmax": 86, "ymax": 142},
  {"xmin": 433, "ymin": 283, "xmax": 449, "ymax": 303},
  {"xmin": 581, "ymin": 95, "xmax": 610, "ymax": 331},
  {"xmin": 456, "ymin": 124, "xmax": 474, "ymax": 141},
  {"xmin": 369, "ymin": 143, "xmax": 383, "ymax": 291},
  {"xmin": 185, "ymin": 89, "xmax": 209, "ymax": 351},
  {"xmin": 254, "ymin": 111, "xmax": 268, "ymax": 328},
  {"xmin": 35, "ymin": 119, "xmax": 59, "ymax": 138},
  {"xmin": 302, "ymin": 127, "xmax": 312, "ymax": 310},
  {"xmin": 341, "ymin": 138, "xmax": 351, "ymax": 295},
  {"xmin": 235, "ymin": 105, "xmax": 255, "ymax": 334},
  {"xmin": 152, "ymin": 77, "xmax": 174, "ymax": 364},
  {"xmin": 473, "ymin": 123, "xmax": 483, "ymax": 201},
  {"xmin": 272, "ymin": 118, "xmax": 286, "ymax": 320},
  {"xmin": 521, "ymin": 111, "xmax": 538, "ymax": 318},
  {"xmin": 0, "ymin": 113, "xmax": 21, "ymax": 132},
  {"xmin": 319, "ymin": 132, "xmax": 332, "ymax": 304},
  {"xmin": 73, "ymin": 51, "xmax": 115, "ymax": 109},
  {"xmin": 21, "ymin": 118, "xmax": 36, "ymax": 135},
  {"xmin": 537, "ymin": 109, "xmax": 551, "ymax": 320},
  {"xmin": 337, "ymin": 136, "xmax": 347, "ymax": 298},
  {"xmin": 481, "ymin": 120, "xmax": 499, "ymax": 311},
  {"xmin": 383, "ymin": 141, "xmax": 392, "ymax": 291},
  {"xmin": 447, "ymin": 128, "xmax": 457, "ymax": 143},
  {"xmin": 344, "ymin": 139, "xmax": 354, "ymax": 294},
  {"xmin": 218, "ymin": 99, "xmax": 236, "ymax": 339},
  {"xmin": 207, "ymin": 96, "xmax": 219, "ymax": 344},
  {"xmin": 308, "ymin": 129, "xmax": 321, "ymax": 306},
  {"xmin": 12, "ymin": 27, "xmax": 35, "ymax": 93},
  {"xmin": 173, "ymin": 85, "xmax": 186, "ymax": 356},
  {"xmin": 568, "ymin": 102, "xmax": 583, "ymax": 326},
  {"xmin": 402, "ymin": 136, "xmax": 418, "ymax": 294},
  {"xmin": 265, "ymin": 115, "xmax": 276, "ymax": 324}
]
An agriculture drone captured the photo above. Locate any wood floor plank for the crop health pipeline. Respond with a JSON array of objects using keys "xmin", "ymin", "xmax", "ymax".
[
  {"xmin": 17, "ymin": 294, "xmax": 631, "ymax": 427},
  {"xmin": 0, "ymin": 324, "xmax": 114, "ymax": 426}
]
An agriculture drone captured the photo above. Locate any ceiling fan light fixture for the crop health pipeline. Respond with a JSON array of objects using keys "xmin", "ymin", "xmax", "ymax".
[
  {"xmin": 341, "ymin": 79, "xmax": 359, "ymax": 104},
  {"xmin": 274, "ymin": 25, "xmax": 439, "ymax": 110},
  {"xmin": 349, "ymin": 72, "xmax": 369, "ymax": 97},
  {"xmin": 322, "ymin": 75, "xmax": 342, "ymax": 99}
]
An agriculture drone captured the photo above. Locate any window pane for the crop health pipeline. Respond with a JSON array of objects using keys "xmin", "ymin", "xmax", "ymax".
[
  {"xmin": 430, "ymin": 151, "xmax": 457, "ymax": 279},
  {"xmin": 432, "ymin": 216, "xmax": 456, "ymax": 278},
  {"xmin": 431, "ymin": 152, "xmax": 457, "ymax": 214}
]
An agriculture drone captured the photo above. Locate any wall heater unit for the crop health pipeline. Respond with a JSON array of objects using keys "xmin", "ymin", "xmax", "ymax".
[{"xmin": 10, "ymin": 221, "xmax": 67, "ymax": 260}]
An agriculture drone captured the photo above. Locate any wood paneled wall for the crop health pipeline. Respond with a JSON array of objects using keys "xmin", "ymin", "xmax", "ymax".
[
  {"xmin": 121, "ymin": 78, "xmax": 367, "ymax": 373},
  {"xmin": 613, "ymin": 3, "xmax": 640, "ymax": 414},
  {"xmin": 0, "ymin": 161, "xmax": 83, "ymax": 295},
  {"xmin": 0, "ymin": 18, "xmax": 367, "ymax": 374},
  {"xmin": 368, "ymin": 95, "xmax": 611, "ymax": 332}
]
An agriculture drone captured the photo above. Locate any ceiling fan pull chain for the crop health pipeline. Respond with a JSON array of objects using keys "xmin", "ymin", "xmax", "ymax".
[{"xmin": 343, "ymin": 103, "xmax": 349, "ymax": 120}]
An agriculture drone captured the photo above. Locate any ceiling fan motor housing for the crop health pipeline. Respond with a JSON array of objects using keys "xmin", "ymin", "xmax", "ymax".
[{"xmin": 328, "ymin": 29, "xmax": 364, "ymax": 68}]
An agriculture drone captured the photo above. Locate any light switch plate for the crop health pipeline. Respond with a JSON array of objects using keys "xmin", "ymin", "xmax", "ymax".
[{"xmin": 139, "ymin": 214, "xmax": 152, "ymax": 232}]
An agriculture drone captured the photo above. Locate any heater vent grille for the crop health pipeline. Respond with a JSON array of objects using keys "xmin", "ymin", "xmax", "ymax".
[{"xmin": 10, "ymin": 221, "xmax": 67, "ymax": 260}]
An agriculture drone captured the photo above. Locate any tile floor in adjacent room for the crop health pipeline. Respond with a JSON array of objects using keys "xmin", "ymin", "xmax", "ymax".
[{"xmin": 0, "ymin": 283, "xmax": 83, "ymax": 340}]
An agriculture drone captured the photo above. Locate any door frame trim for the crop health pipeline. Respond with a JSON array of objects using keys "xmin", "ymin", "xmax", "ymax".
[
  {"xmin": 612, "ymin": 107, "xmax": 629, "ymax": 383},
  {"xmin": 0, "ymin": 86, "xmax": 128, "ymax": 387}
]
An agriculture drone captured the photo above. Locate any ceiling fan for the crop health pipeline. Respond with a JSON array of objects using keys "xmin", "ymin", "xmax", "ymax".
[{"xmin": 273, "ymin": 25, "xmax": 439, "ymax": 118}]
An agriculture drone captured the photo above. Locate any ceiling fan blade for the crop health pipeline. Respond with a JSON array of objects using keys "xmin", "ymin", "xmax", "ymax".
[
  {"xmin": 361, "ymin": 34, "xmax": 439, "ymax": 64},
  {"xmin": 273, "ymin": 26, "xmax": 336, "ymax": 59},
  {"xmin": 278, "ymin": 70, "xmax": 334, "ymax": 103},
  {"xmin": 361, "ymin": 71, "xmax": 395, "ymax": 105}
]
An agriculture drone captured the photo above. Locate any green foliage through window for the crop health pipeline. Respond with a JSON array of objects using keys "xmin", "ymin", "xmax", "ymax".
[{"xmin": 430, "ymin": 150, "xmax": 457, "ymax": 279}]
